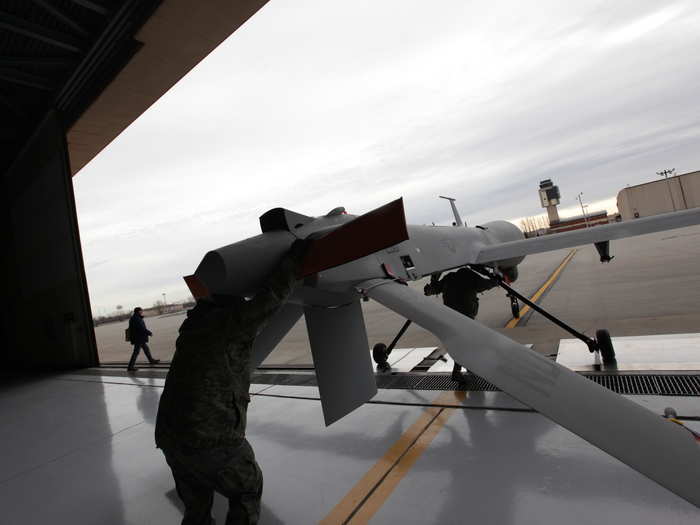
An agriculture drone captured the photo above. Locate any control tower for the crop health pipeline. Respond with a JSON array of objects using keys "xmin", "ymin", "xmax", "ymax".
[{"xmin": 539, "ymin": 179, "xmax": 561, "ymax": 224}]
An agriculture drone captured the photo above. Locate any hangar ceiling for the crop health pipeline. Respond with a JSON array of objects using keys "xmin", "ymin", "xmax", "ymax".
[
  {"xmin": 1, "ymin": 0, "xmax": 270, "ymax": 175},
  {"xmin": 0, "ymin": 0, "xmax": 160, "ymax": 172}
]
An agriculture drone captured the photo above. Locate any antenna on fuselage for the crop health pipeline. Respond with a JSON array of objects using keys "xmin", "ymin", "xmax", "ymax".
[{"xmin": 439, "ymin": 195, "xmax": 466, "ymax": 227}]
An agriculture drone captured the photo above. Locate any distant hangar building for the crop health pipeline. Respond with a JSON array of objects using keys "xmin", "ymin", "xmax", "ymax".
[{"xmin": 617, "ymin": 170, "xmax": 700, "ymax": 220}]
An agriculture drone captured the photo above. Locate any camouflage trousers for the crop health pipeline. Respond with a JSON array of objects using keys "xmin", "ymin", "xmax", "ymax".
[{"xmin": 162, "ymin": 439, "xmax": 263, "ymax": 525}]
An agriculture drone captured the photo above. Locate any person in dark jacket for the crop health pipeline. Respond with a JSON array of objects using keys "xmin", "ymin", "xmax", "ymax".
[
  {"xmin": 127, "ymin": 307, "xmax": 159, "ymax": 371},
  {"xmin": 424, "ymin": 265, "xmax": 517, "ymax": 382},
  {"xmin": 156, "ymin": 240, "xmax": 308, "ymax": 525}
]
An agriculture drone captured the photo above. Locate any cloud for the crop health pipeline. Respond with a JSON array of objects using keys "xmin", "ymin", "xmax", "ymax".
[
  {"xmin": 73, "ymin": 0, "xmax": 700, "ymax": 313},
  {"xmin": 602, "ymin": 5, "xmax": 684, "ymax": 47}
]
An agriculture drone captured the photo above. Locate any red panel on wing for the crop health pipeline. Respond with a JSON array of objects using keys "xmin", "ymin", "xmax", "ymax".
[
  {"xmin": 183, "ymin": 274, "xmax": 210, "ymax": 299},
  {"xmin": 299, "ymin": 198, "xmax": 408, "ymax": 277}
]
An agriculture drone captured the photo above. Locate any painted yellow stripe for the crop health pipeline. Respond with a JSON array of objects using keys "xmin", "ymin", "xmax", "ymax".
[
  {"xmin": 505, "ymin": 249, "xmax": 577, "ymax": 329},
  {"xmin": 348, "ymin": 392, "xmax": 466, "ymax": 523},
  {"xmin": 320, "ymin": 391, "xmax": 465, "ymax": 524}
]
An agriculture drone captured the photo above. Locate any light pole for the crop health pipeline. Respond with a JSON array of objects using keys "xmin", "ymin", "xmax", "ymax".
[
  {"xmin": 576, "ymin": 192, "xmax": 589, "ymax": 228},
  {"xmin": 162, "ymin": 293, "xmax": 167, "ymax": 307},
  {"xmin": 656, "ymin": 168, "xmax": 677, "ymax": 211}
]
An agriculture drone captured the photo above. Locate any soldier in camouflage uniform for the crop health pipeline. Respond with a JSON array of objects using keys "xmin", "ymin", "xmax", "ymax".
[
  {"xmin": 424, "ymin": 265, "xmax": 517, "ymax": 382},
  {"xmin": 156, "ymin": 242, "xmax": 307, "ymax": 525}
]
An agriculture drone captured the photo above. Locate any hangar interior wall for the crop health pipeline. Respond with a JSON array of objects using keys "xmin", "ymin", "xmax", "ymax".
[{"xmin": 2, "ymin": 112, "xmax": 97, "ymax": 372}]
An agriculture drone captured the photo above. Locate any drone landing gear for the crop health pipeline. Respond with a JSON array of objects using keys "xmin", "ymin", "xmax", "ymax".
[
  {"xmin": 595, "ymin": 328, "xmax": 616, "ymax": 365},
  {"xmin": 473, "ymin": 268, "xmax": 617, "ymax": 366},
  {"xmin": 508, "ymin": 294, "xmax": 520, "ymax": 319},
  {"xmin": 373, "ymin": 319, "xmax": 412, "ymax": 372}
]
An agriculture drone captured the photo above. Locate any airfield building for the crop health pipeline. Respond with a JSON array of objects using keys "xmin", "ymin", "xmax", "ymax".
[
  {"xmin": 549, "ymin": 210, "xmax": 609, "ymax": 233},
  {"xmin": 617, "ymin": 170, "xmax": 700, "ymax": 220}
]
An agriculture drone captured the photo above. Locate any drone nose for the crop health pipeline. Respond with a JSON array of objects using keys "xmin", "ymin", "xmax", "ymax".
[{"xmin": 194, "ymin": 230, "xmax": 296, "ymax": 296}]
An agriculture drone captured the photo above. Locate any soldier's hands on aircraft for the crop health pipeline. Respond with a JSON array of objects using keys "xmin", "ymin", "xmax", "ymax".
[{"xmin": 290, "ymin": 238, "xmax": 312, "ymax": 262}]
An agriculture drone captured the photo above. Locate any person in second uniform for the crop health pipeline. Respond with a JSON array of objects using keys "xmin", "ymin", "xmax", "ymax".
[{"xmin": 424, "ymin": 265, "xmax": 517, "ymax": 382}]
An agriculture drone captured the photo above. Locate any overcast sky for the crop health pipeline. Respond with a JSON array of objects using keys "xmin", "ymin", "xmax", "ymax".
[{"xmin": 74, "ymin": 0, "xmax": 700, "ymax": 315}]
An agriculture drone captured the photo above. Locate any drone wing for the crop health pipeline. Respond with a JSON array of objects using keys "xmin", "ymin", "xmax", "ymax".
[
  {"xmin": 362, "ymin": 278, "xmax": 700, "ymax": 507},
  {"xmin": 476, "ymin": 207, "xmax": 700, "ymax": 264}
]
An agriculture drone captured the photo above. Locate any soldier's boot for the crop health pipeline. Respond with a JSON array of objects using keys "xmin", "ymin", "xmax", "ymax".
[
  {"xmin": 218, "ymin": 441, "xmax": 263, "ymax": 525},
  {"xmin": 171, "ymin": 472, "xmax": 215, "ymax": 525},
  {"xmin": 225, "ymin": 491, "xmax": 261, "ymax": 525}
]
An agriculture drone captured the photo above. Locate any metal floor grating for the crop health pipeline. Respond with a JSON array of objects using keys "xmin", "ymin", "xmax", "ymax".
[
  {"xmin": 587, "ymin": 374, "xmax": 700, "ymax": 396},
  {"xmin": 251, "ymin": 372, "xmax": 700, "ymax": 396}
]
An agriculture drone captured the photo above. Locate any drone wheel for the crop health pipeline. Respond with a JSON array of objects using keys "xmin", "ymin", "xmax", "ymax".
[
  {"xmin": 372, "ymin": 343, "xmax": 390, "ymax": 371},
  {"xmin": 595, "ymin": 329, "xmax": 616, "ymax": 365}
]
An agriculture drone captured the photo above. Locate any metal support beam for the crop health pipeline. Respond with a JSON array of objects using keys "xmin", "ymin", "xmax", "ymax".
[
  {"xmin": 56, "ymin": 0, "xmax": 152, "ymax": 123},
  {"xmin": 30, "ymin": 0, "xmax": 90, "ymax": 37},
  {"xmin": 0, "ymin": 67, "xmax": 54, "ymax": 90},
  {"xmin": 0, "ymin": 10, "xmax": 84, "ymax": 53},
  {"xmin": 68, "ymin": 0, "xmax": 110, "ymax": 16},
  {"xmin": 0, "ymin": 56, "xmax": 77, "ymax": 69}
]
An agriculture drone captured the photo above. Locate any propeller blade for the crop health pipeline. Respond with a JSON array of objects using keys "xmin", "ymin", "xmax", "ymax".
[
  {"xmin": 362, "ymin": 279, "xmax": 700, "ymax": 507},
  {"xmin": 299, "ymin": 198, "xmax": 408, "ymax": 277}
]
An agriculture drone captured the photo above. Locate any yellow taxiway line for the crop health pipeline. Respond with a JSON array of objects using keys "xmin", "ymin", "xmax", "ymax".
[
  {"xmin": 320, "ymin": 391, "xmax": 466, "ymax": 524},
  {"xmin": 504, "ymin": 248, "xmax": 577, "ymax": 329},
  {"xmin": 321, "ymin": 250, "xmax": 577, "ymax": 523}
]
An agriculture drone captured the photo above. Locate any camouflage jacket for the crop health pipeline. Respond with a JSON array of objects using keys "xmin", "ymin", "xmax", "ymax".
[{"xmin": 155, "ymin": 254, "xmax": 299, "ymax": 450}]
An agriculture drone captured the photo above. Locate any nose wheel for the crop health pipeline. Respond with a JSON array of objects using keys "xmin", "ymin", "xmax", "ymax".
[
  {"xmin": 372, "ymin": 343, "xmax": 391, "ymax": 372},
  {"xmin": 595, "ymin": 329, "xmax": 616, "ymax": 365}
]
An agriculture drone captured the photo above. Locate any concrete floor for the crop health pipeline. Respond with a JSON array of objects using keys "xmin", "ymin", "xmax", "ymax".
[
  {"xmin": 527, "ymin": 225, "xmax": 700, "ymax": 333},
  {"xmin": 1, "ymin": 374, "xmax": 698, "ymax": 524}
]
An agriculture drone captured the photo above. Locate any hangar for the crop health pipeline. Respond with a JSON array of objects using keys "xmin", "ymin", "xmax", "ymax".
[{"xmin": 1, "ymin": 0, "xmax": 269, "ymax": 373}]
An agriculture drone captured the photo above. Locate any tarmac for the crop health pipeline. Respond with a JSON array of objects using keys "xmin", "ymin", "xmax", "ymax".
[{"xmin": 97, "ymin": 223, "xmax": 700, "ymax": 367}]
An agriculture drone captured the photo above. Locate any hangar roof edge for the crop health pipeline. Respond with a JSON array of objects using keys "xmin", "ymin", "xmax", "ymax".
[{"xmin": 68, "ymin": 0, "xmax": 269, "ymax": 175}]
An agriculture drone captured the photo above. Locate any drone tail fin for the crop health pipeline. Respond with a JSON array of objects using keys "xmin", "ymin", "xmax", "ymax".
[{"xmin": 304, "ymin": 300, "xmax": 377, "ymax": 425}]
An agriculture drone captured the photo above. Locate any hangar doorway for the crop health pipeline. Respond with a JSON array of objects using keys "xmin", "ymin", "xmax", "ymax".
[{"xmin": 2, "ymin": 113, "xmax": 97, "ymax": 370}]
